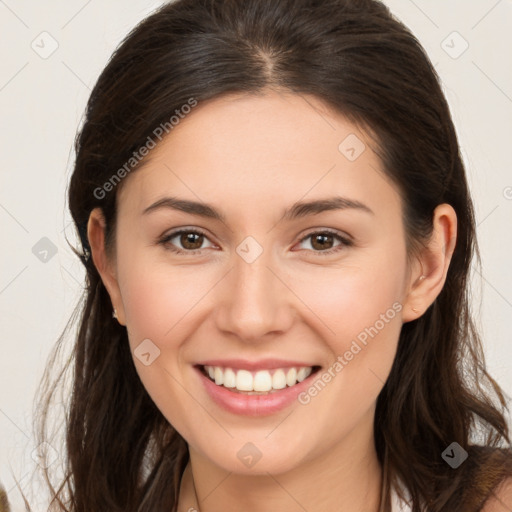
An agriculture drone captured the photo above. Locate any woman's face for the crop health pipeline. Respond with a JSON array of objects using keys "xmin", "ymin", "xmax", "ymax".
[{"xmin": 103, "ymin": 90, "xmax": 419, "ymax": 474}]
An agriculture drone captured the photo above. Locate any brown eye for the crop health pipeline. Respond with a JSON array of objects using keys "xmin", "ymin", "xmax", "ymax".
[
  {"xmin": 179, "ymin": 232, "xmax": 204, "ymax": 250},
  {"xmin": 310, "ymin": 233, "xmax": 335, "ymax": 250},
  {"xmin": 159, "ymin": 229, "xmax": 214, "ymax": 254},
  {"xmin": 296, "ymin": 230, "xmax": 353, "ymax": 256}
]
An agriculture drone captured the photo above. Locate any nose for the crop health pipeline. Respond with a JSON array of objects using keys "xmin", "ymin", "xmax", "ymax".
[{"xmin": 214, "ymin": 245, "xmax": 296, "ymax": 343}]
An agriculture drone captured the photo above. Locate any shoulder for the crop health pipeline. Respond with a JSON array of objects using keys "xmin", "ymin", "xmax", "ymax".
[{"xmin": 480, "ymin": 476, "xmax": 512, "ymax": 512}]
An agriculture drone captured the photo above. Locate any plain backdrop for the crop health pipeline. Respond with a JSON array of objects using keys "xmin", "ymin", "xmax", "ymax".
[{"xmin": 1, "ymin": 1, "xmax": 511, "ymax": 510}]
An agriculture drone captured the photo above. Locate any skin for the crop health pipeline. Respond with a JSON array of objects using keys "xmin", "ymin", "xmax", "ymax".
[{"xmin": 88, "ymin": 89, "xmax": 457, "ymax": 512}]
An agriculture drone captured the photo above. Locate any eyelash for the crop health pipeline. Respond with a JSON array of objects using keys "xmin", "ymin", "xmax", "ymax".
[{"xmin": 157, "ymin": 228, "xmax": 353, "ymax": 256}]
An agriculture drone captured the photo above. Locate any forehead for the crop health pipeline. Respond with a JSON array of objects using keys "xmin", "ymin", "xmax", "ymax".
[{"xmin": 117, "ymin": 90, "xmax": 401, "ymax": 221}]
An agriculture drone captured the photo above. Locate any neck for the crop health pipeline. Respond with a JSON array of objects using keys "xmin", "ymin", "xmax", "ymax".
[{"xmin": 178, "ymin": 412, "xmax": 384, "ymax": 512}]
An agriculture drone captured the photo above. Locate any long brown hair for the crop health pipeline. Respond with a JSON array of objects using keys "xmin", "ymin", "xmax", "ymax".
[{"xmin": 14, "ymin": 0, "xmax": 512, "ymax": 510}]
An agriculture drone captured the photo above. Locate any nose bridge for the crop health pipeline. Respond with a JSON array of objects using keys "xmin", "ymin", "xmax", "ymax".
[{"xmin": 216, "ymin": 237, "xmax": 292, "ymax": 340}]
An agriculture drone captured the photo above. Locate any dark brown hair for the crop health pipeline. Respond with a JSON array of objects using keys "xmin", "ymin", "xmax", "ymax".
[{"xmin": 13, "ymin": 0, "xmax": 512, "ymax": 510}]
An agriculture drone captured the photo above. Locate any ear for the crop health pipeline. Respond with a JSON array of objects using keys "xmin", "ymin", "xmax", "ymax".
[
  {"xmin": 401, "ymin": 203, "xmax": 458, "ymax": 323},
  {"xmin": 87, "ymin": 208, "xmax": 126, "ymax": 325}
]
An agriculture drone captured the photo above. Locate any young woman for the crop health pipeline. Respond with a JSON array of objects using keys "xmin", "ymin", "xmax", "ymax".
[{"xmin": 12, "ymin": 0, "xmax": 512, "ymax": 510}]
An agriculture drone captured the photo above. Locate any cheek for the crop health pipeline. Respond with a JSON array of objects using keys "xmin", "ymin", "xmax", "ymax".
[
  {"xmin": 295, "ymin": 276, "xmax": 403, "ymax": 445},
  {"xmin": 117, "ymin": 243, "xmax": 210, "ymax": 343},
  {"xmin": 287, "ymin": 248, "xmax": 406, "ymax": 414},
  {"xmin": 290, "ymin": 256, "xmax": 405, "ymax": 350},
  {"xmin": 307, "ymin": 278, "xmax": 402, "ymax": 391},
  {"xmin": 116, "ymin": 254, "xmax": 209, "ymax": 431}
]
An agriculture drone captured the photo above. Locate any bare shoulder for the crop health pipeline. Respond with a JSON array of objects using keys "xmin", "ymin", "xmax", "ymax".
[{"xmin": 481, "ymin": 477, "xmax": 512, "ymax": 512}]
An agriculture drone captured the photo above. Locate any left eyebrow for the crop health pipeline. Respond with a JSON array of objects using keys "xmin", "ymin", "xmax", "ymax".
[
  {"xmin": 141, "ymin": 195, "xmax": 374, "ymax": 221},
  {"xmin": 282, "ymin": 196, "xmax": 374, "ymax": 220}
]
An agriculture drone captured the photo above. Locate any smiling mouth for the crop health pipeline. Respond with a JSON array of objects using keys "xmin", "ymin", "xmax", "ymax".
[{"xmin": 196, "ymin": 364, "xmax": 322, "ymax": 395}]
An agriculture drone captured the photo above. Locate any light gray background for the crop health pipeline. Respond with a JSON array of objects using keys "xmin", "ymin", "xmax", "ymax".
[{"xmin": 1, "ymin": 1, "xmax": 511, "ymax": 510}]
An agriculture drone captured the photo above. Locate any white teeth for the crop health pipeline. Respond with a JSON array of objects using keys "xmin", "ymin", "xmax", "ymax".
[
  {"xmin": 297, "ymin": 367, "xmax": 309, "ymax": 382},
  {"xmin": 286, "ymin": 367, "xmax": 297, "ymax": 387},
  {"xmin": 203, "ymin": 365, "xmax": 314, "ymax": 392},
  {"xmin": 253, "ymin": 370, "xmax": 273, "ymax": 392},
  {"xmin": 223, "ymin": 368, "xmax": 236, "ymax": 388},
  {"xmin": 272, "ymin": 369, "xmax": 287, "ymax": 390},
  {"xmin": 236, "ymin": 369, "xmax": 253, "ymax": 391},
  {"xmin": 214, "ymin": 367, "xmax": 224, "ymax": 385}
]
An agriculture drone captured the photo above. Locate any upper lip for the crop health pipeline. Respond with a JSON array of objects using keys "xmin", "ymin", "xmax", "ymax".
[{"xmin": 195, "ymin": 359, "xmax": 318, "ymax": 371}]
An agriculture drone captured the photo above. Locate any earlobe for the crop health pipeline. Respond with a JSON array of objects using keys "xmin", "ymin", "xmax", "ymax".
[
  {"xmin": 87, "ymin": 208, "xmax": 126, "ymax": 325},
  {"xmin": 402, "ymin": 203, "xmax": 457, "ymax": 323}
]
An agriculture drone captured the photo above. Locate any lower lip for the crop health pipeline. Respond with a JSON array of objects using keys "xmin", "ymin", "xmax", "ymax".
[{"xmin": 194, "ymin": 365, "xmax": 320, "ymax": 416}]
